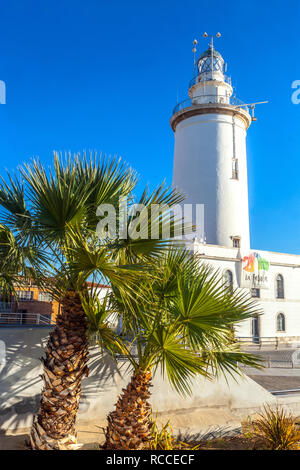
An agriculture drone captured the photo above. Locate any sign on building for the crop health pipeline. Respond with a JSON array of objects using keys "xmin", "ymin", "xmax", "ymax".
[{"xmin": 240, "ymin": 251, "xmax": 270, "ymax": 289}]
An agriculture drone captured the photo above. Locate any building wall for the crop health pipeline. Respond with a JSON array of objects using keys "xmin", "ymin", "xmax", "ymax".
[
  {"xmin": 1, "ymin": 284, "xmax": 60, "ymax": 324},
  {"xmin": 192, "ymin": 241, "xmax": 300, "ymax": 342},
  {"xmin": 0, "ymin": 283, "xmax": 110, "ymax": 326}
]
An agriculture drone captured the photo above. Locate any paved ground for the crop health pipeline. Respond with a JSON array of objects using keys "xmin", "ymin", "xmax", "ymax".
[
  {"xmin": 0, "ymin": 422, "xmax": 105, "ymax": 450},
  {"xmin": 247, "ymin": 375, "xmax": 300, "ymax": 391},
  {"xmin": 245, "ymin": 367, "xmax": 300, "ymax": 376},
  {"xmin": 0, "ymin": 433, "xmax": 28, "ymax": 450},
  {"xmin": 243, "ymin": 349, "xmax": 300, "ymax": 392}
]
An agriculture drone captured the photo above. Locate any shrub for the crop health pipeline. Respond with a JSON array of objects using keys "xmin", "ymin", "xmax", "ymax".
[
  {"xmin": 249, "ymin": 404, "xmax": 300, "ymax": 450},
  {"xmin": 149, "ymin": 417, "xmax": 175, "ymax": 450},
  {"xmin": 149, "ymin": 415, "xmax": 203, "ymax": 450}
]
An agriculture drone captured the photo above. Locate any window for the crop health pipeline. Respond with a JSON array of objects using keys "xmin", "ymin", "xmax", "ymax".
[
  {"xmin": 251, "ymin": 288, "xmax": 260, "ymax": 298},
  {"xmin": 224, "ymin": 270, "xmax": 233, "ymax": 292},
  {"xmin": 276, "ymin": 274, "xmax": 284, "ymax": 299},
  {"xmin": 0, "ymin": 301, "xmax": 12, "ymax": 312},
  {"xmin": 232, "ymin": 237, "xmax": 241, "ymax": 248},
  {"xmin": 251, "ymin": 316, "xmax": 260, "ymax": 342},
  {"xmin": 16, "ymin": 291, "xmax": 33, "ymax": 301},
  {"xmin": 232, "ymin": 159, "xmax": 239, "ymax": 179},
  {"xmin": 38, "ymin": 292, "xmax": 52, "ymax": 302},
  {"xmin": 198, "ymin": 56, "xmax": 223, "ymax": 74},
  {"xmin": 276, "ymin": 313, "xmax": 286, "ymax": 332}
]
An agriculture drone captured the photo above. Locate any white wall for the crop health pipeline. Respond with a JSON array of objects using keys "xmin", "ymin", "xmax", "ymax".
[
  {"xmin": 192, "ymin": 242, "xmax": 300, "ymax": 341},
  {"xmin": 172, "ymin": 112, "xmax": 250, "ymax": 249},
  {"xmin": 0, "ymin": 328, "xmax": 277, "ymax": 434}
]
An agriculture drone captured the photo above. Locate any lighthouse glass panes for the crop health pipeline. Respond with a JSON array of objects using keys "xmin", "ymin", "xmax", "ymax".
[{"xmin": 198, "ymin": 55, "xmax": 223, "ymax": 74}]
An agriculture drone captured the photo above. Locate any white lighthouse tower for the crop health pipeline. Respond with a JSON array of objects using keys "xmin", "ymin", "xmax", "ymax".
[{"xmin": 171, "ymin": 36, "xmax": 252, "ymax": 249}]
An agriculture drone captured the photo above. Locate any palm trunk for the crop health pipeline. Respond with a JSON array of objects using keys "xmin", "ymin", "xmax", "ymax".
[
  {"xmin": 104, "ymin": 369, "xmax": 153, "ymax": 450},
  {"xmin": 30, "ymin": 291, "xmax": 89, "ymax": 450}
]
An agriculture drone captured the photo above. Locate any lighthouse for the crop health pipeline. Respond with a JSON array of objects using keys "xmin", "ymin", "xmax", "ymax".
[{"xmin": 171, "ymin": 36, "xmax": 252, "ymax": 249}]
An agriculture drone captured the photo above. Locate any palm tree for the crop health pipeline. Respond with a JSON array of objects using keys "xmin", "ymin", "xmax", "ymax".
[
  {"xmin": 103, "ymin": 249, "xmax": 262, "ymax": 450},
  {"xmin": 0, "ymin": 153, "xmax": 185, "ymax": 450},
  {"xmin": 0, "ymin": 216, "xmax": 47, "ymax": 309},
  {"xmin": 0, "ymin": 175, "xmax": 47, "ymax": 299},
  {"xmin": 0, "ymin": 224, "xmax": 32, "ymax": 298}
]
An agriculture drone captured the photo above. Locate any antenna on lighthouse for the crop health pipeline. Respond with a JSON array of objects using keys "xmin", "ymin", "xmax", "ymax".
[
  {"xmin": 203, "ymin": 32, "xmax": 221, "ymax": 45},
  {"xmin": 201, "ymin": 32, "xmax": 222, "ymax": 79},
  {"xmin": 232, "ymin": 100, "xmax": 269, "ymax": 121},
  {"xmin": 192, "ymin": 39, "xmax": 198, "ymax": 78},
  {"xmin": 192, "ymin": 33, "xmax": 222, "ymax": 74}
]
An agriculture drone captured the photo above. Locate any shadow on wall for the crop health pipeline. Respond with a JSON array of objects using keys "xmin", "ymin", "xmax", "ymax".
[
  {"xmin": 0, "ymin": 328, "xmax": 123, "ymax": 431},
  {"xmin": 0, "ymin": 328, "xmax": 50, "ymax": 431},
  {"xmin": 77, "ymin": 346, "xmax": 125, "ymax": 415},
  {"xmin": 0, "ymin": 328, "xmax": 279, "ymax": 435}
]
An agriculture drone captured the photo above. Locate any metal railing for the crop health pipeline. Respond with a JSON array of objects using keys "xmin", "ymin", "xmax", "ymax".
[
  {"xmin": 0, "ymin": 312, "xmax": 55, "ymax": 326},
  {"xmin": 189, "ymin": 74, "xmax": 232, "ymax": 89},
  {"xmin": 237, "ymin": 336, "xmax": 280, "ymax": 350},
  {"xmin": 237, "ymin": 337, "xmax": 300, "ymax": 369},
  {"xmin": 172, "ymin": 94, "xmax": 249, "ymax": 115},
  {"xmin": 0, "ymin": 302, "xmax": 13, "ymax": 312}
]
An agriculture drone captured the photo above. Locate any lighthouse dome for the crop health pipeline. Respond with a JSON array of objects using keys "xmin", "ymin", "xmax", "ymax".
[
  {"xmin": 197, "ymin": 45, "xmax": 224, "ymax": 77},
  {"xmin": 198, "ymin": 47, "xmax": 223, "ymax": 61}
]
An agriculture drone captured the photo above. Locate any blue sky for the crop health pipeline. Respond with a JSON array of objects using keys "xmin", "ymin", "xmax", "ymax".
[{"xmin": 0, "ymin": 0, "xmax": 299, "ymax": 254}]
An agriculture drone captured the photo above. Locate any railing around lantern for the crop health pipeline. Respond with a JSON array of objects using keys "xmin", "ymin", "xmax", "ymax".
[
  {"xmin": 0, "ymin": 312, "xmax": 55, "ymax": 327},
  {"xmin": 189, "ymin": 74, "xmax": 232, "ymax": 89},
  {"xmin": 172, "ymin": 95, "xmax": 249, "ymax": 115}
]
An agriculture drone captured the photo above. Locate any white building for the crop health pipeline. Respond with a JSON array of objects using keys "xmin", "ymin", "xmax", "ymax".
[{"xmin": 171, "ymin": 39, "xmax": 300, "ymax": 344}]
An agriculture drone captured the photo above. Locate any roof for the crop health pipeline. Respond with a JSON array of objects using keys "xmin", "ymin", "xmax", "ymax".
[{"xmin": 198, "ymin": 46, "xmax": 223, "ymax": 62}]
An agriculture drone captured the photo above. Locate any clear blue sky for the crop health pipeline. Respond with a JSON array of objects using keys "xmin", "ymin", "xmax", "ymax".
[{"xmin": 0, "ymin": 0, "xmax": 299, "ymax": 254}]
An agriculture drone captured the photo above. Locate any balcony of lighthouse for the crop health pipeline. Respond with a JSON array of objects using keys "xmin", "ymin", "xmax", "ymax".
[
  {"xmin": 172, "ymin": 94, "xmax": 249, "ymax": 115},
  {"xmin": 170, "ymin": 74, "xmax": 252, "ymax": 132},
  {"xmin": 189, "ymin": 72, "xmax": 232, "ymax": 90}
]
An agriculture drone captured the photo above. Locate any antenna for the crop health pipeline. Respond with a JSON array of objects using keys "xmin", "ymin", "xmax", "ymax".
[
  {"xmin": 202, "ymin": 32, "xmax": 221, "ymax": 46},
  {"xmin": 192, "ymin": 33, "xmax": 222, "ymax": 78},
  {"xmin": 192, "ymin": 39, "xmax": 198, "ymax": 78},
  {"xmin": 233, "ymin": 101, "xmax": 269, "ymax": 121},
  {"xmin": 202, "ymin": 32, "xmax": 221, "ymax": 79}
]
